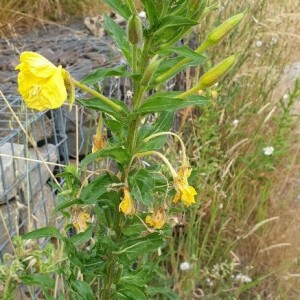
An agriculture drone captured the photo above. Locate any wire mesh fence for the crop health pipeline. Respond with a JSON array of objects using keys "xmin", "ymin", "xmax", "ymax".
[{"xmin": 0, "ymin": 97, "xmax": 68, "ymax": 260}]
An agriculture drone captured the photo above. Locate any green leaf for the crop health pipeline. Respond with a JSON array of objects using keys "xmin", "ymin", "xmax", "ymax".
[
  {"xmin": 120, "ymin": 267, "xmax": 153, "ymax": 287},
  {"xmin": 103, "ymin": 15, "xmax": 131, "ymax": 63},
  {"xmin": 167, "ymin": 46, "xmax": 207, "ymax": 64},
  {"xmin": 80, "ymin": 173, "xmax": 119, "ymax": 204},
  {"xmin": 116, "ymin": 233, "xmax": 164, "ymax": 264},
  {"xmin": 70, "ymin": 280, "xmax": 95, "ymax": 300},
  {"xmin": 118, "ymin": 285, "xmax": 147, "ymax": 300},
  {"xmin": 129, "ymin": 168, "xmax": 168, "ymax": 205},
  {"xmin": 76, "ymin": 98, "xmax": 129, "ymax": 122},
  {"xmin": 148, "ymin": 287, "xmax": 180, "ymax": 299},
  {"xmin": 104, "ymin": 119, "xmax": 126, "ymax": 140},
  {"xmin": 154, "ymin": 16, "xmax": 198, "ymax": 35},
  {"xmin": 140, "ymin": 0, "xmax": 158, "ymax": 26},
  {"xmin": 20, "ymin": 274, "xmax": 55, "ymax": 289},
  {"xmin": 82, "ymin": 65, "xmax": 129, "ymax": 85},
  {"xmin": 102, "ymin": 0, "xmax": 131, "ymax": 19},
  {"xmin": 69, "ymin": 225, "xmax": 93, "ymax": 246},
  {"xmin": 137, "ymin": 92, "xmax": 209, "ymax": 114},
  {"xmin": 22, "ymin": 227, "xmax": 62, "ymax": 240},
  {"xmin": 136, "ymin": 112, "xmax": 174, "ymax": 151},
  {"xmin": 81, "ymin": 145, "xmax": 131, "ymax": 167},
  {"xmin": 52, "ymin": 199, "xmax": 83, "ymax": 216}
]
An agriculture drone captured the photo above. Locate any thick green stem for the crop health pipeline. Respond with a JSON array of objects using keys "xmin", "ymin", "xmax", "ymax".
[
  {"xmin": 132, "ymin": 44, "xmax": 138, "ymax": 73},
  {"xmin": 71, "ymin": 78, "xmax": 123, "ymax": 112}
]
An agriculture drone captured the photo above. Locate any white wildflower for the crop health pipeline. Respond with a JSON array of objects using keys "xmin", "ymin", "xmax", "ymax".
[
  {"xmin": 271, "ymin": 36, "xmax": 278, "ymax": 45},
  {"xmin": 232, "ymin": 119, "xmax": 239, "ymax": 126},
  {"xmin": 283, "ymin": 94, "xmax": 289, "ymax": 100},
  {"xmin": 206, "ymin": 278, "xmax": 214, "ymax": 287},
  {"xmin": 256, "ymin": 40, "xmax": 263, "ymax": 48},
  {"xmin": 263, "ymin": 146, "xmax": 274, "ymax": 156},
  {"xmin": 126, "ymin": 90, "xmax": 133, "ymax": 98},
  {"xmin": 218, "ymin": 203, "xmax": 224, "ymax": 209},
  {"xmin": 138, "ymin": 11, "xmax": 146, "ymax": 18},
  {"xmin": 180, "ymin": 262, "xmax": 191, "ymax": 271},
  {"xmin": 235, "ymin": 273, "xmax": 252, "ymax": 283}
]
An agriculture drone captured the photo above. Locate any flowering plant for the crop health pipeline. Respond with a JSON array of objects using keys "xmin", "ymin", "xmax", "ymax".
[{"xmin": 12, "ymin": 0, "xmax": 244, "ymax": 298}]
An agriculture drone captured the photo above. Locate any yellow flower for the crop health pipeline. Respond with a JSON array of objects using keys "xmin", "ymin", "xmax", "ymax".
[
  {"xmin": 92, "ymin": 133, "xmax": 106, "ymax": 153},
  {"xmin": 72, "ymin": 210, "xmax": 90, "ymax": 233},
  {"xmin": 173, "ymin": 166, "xmax": 197, "ymax": 206},
  {"xmin": 119, "ymin": 188, "xmax": 136, "ymax": 215},
  {"xmin": 15, "ymin": 51, "xmax": 67, "ymax": 111},
  {"xmin": 145, "ymin": 208, "xmax": 167, "ymax": 229}
]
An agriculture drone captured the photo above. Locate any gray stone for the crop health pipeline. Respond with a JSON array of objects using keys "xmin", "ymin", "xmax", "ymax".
[{"xmin": 0, "ymin": 143, "xmax": 58, "ymax": 203}]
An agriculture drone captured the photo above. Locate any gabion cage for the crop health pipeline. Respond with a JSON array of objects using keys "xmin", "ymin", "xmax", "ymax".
[{"xmin": 0, "ymin": 97, "xmax": 68, "ymax": 260}]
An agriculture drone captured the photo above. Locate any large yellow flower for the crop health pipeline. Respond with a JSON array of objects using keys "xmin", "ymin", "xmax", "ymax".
[
  {"xmin": 145, "ymin": 208, "xmax": 167, "ymax": 229},
  {"xmin": 173, "ymin": 166, "xmax": 197, "ymax": 206},
  {"xmin": 119, "ymin": 188, "xmax": 136, "ymax": 215},
  {"xmin": 15, "ymin": 51, "xmax": 67, "ymax": 111}
]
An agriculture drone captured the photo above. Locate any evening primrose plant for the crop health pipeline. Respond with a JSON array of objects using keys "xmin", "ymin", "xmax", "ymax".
[{"xmin": 11, "ymin": 1, "xmax": 244, "ymax": 298}]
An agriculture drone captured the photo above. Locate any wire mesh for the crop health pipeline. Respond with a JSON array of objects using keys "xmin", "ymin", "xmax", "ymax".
[{"xmin": 0, "ymin": 98, "xmax": 68, "ymax": 260}]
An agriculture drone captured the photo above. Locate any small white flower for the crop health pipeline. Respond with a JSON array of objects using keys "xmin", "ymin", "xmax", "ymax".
[
  {"xmin": 271, "ymin": 36, "xmax": 278, "ymax": 45},
  {"xmin": 206, "ymin": 278, "xmax": 214, "ymax": 287},
  {"xmin": 256, "ymin": 40, "xmax": 263, "ymax": 48},
  {"xmin": 180, "ymin": 262, "xmax": 191, "ymax": 271},
  {"xmin": 232, "ymin": 119, "xmax": 239, "ymax": 126},
  {"xmin": 126, "ymin": 90, "xmax": 133, "ymax": 98},
  {"xmin": 283, "ymin": 94, "xmax": 289, "ymax": 100},
  {"xmin": 138, "ymin": 11, "xmax": 146, "ymax": 18},
  {"xmin": 263, "ymin": 146, "xmax": 274, "ymax": 156},
  {"xmin": 235, "ymin": 273, "xmax": 252, "ymax": 283},
  {"xmin": 218, "ymin": 203, "xmax": 224, "ymax": 209}
]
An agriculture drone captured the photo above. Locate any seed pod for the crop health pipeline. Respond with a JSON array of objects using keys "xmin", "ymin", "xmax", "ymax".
[
  {"xmin": 207, "ymin": 12, "xmax": 245, "ymax": 45},
  {"xmin": 200, "ymin": 54, "xmax": 237, "ymax": 87},
  {"xmin": 127, "ymin": 14, "xmax": 143, "ymax": 45},
  {"xmin": 140, "ymin": 55, "xmax": 162, "ymax": 86}
]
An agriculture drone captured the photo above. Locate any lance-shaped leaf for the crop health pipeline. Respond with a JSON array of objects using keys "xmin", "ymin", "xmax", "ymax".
[
  {"xmin": 102, "ymin": 0, "xmax": 131, "ymax": 19},
  {"xmin": 137, "ymin": 92, "xmax": 209, "ymax": 114},
  {"xmin": 103, "ymin": 14, "xmax": 131, "ymax": 63}
]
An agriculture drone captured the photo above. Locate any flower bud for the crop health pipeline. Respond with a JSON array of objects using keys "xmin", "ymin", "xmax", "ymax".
[
  {"xmin": 140, "ymin": 55, "xmax": 162, "ymax": 86},
  {"xmin": 199, "ymin": 54, "xmax": 237, "ymax": 88},
  {"xmin": 206, "ymin": 12, "xmax": 245, "ymax": 45},
  {"xmin": 127, "ymin": 14, "xmax": 143, "ymax": 45}
]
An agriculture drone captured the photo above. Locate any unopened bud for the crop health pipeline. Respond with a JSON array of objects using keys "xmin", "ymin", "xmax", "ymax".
[
  {"xmin": 207, "ymin": 12, "xmax": 245, "ymax": 45},
  {"xmin": 127, "ymin": 14, "xmax": 143, "ymax": 45},
  {"xmin": 140, "ymin": 55, "xmax": 161, "ymax": 86},
  {"xmin": 200, "ymin": 54, "xmax": 237, "ymax": 88}
]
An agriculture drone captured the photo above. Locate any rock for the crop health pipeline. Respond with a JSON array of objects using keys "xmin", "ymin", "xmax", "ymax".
[{"xmin": 0, "ymin": 143, "xmax": 58, "ymax": 203}]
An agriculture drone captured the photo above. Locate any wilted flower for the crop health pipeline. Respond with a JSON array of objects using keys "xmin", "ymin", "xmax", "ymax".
[
  {"xmin": 173, "ymin": 166, "xmax": 197, "ymax": 206},
  {"xmin": 180, "ymin": 262, "xmax": 192, "ymax": 271},
  {"xmin": 145, "ymin": 207, "xmax": 167, "ymax": 229},
  {"xmin": 92, "ymin": 133, "xmax": 105, "ymax": 153},
  {"xmin": 263, "ymin": 146, "xmax": 274, "ymax": 156},
  {"xmin": 15, "ymin": 51, "xmax": 67, "ymax": 111},
  {"xmin": 119, "ymin": 188, "xmax": 135, "ymax": 215},
  {"xmin": 72, "ymin": 210, "xmax": 90, "ymax": 233}
]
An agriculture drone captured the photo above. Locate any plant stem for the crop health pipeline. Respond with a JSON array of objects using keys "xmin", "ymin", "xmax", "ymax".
[
  {"xmin": 71, "ymin": 78, "xmax": 123, "ymax": 112},
  {"xmin": 132, "ymin": 44, "xmax": 138, "ymax": 73},
  {"xmin": 126, "ymin": 0, "xmax": 138, "ymax": 14}
]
